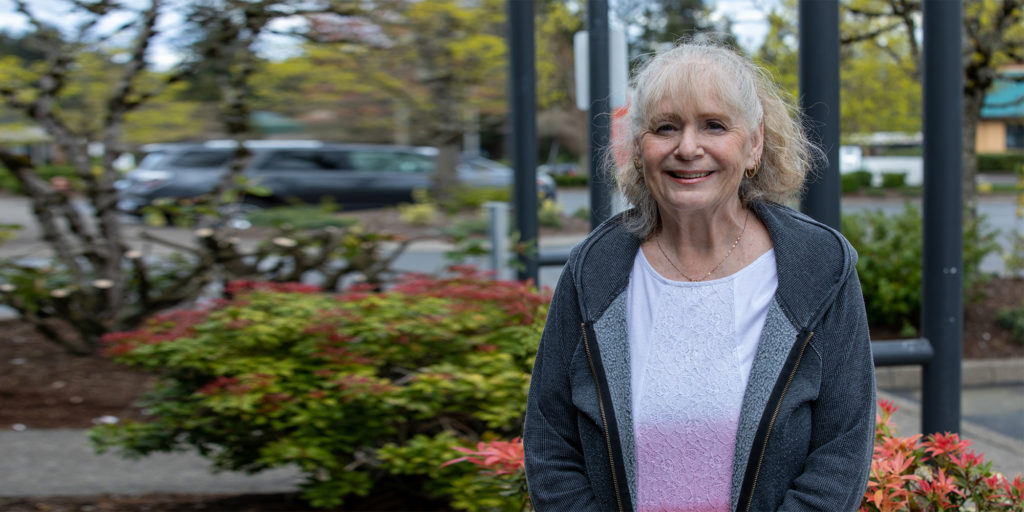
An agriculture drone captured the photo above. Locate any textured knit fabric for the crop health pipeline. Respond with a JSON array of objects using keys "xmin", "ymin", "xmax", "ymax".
[
  {"xmin": 627, "ymin": 250, "xmax": 777, "ymax": 511},
  {"xmin": 523, "ymin": 201, "xmax": 876, "ymax": 512}
]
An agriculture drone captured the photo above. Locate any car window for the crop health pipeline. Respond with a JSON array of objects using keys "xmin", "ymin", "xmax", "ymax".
[
  {"xmin": 347, "ymin": 151, "xmax": 434, "ymax": 173},
  {"xmin": 135, "ymin": 151, "xmax": 169, "ymax": 169},
  {"xmin": 257, "ymin": 150, "xmax": 349, "ymax": 171},
  {"xmin": 169, "ymin": 150, "xmax": 235, "ymax": 168}
]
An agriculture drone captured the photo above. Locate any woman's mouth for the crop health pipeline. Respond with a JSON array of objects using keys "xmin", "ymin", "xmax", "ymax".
[{"xmin": 666, "ymin": 170, "xmax": 712, "ymax": 179}]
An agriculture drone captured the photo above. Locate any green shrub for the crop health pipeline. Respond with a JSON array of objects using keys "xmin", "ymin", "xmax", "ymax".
[
  {"xmin": 446, "ymin": 187, "xmax": 511, "ymax": 213},
  {"xmin": 880, "ymin": 173, "xmax": 906, "ymax": 189},
  {"xmin": 552, "ymin": 174, "xmax": 588, "ymax": 187},
  {"xmin": 977, "ymin": 152, "xmax": 1024, "ymax": 173},
  {"xmin": 537, "ymin": 199, "xmax": 563, "ymax": 228},
  {"xmin": 572, "ymin": 206, "xmax": 590, "ymax": 221},
  {"xmin": 247, "ymin": 205, "xmax": 358, "ymax": 230},
  {"xmin": 842, "ymin": 170, "xmax": 874, "ymax": 194},
  {"xmin": 841, "ymin": 204, "xmax": 1000, "ymax": 335},
  {"xmin": 0, "ymin": 223, "xmax": 19, "ymax": 245},
  {"xmin": 0, "ymin": 163, "xmax": 78, "ymax": 194},
  {"xmin": 996, "ymin": 302, "xmax": 1024, "ymax": 345},
  {"xmin": 1005, "ymin": 230, "xmax": 1024, "ymax": 279},
  {"xmin": 91, "ymin": 269, "xmax": 549, "ymax": 510}
]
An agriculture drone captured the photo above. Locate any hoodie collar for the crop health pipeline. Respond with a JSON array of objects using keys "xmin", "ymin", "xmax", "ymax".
[{"xmin": 573, "ymin": 201, "xmax": 855, "ymax": 331}]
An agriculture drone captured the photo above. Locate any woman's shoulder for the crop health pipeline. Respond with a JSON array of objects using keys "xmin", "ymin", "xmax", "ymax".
[
  {"xmin": 567, "ymin": 211, "xmax": 643, "ymax": 270},
  {"xmin": 754, "ymin": 201, "xmax": 857, "ymax": 266}
]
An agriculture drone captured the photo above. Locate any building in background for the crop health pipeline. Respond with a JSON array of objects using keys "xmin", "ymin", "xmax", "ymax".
[{"xmin": 976, "ymin": 64, "xmax": 1024, "ymax": 153}]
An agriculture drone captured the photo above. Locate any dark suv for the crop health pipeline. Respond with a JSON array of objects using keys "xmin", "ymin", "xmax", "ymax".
[{"xmin": 115, "ymin": 141, "xmax": 556, "ymax": 214}]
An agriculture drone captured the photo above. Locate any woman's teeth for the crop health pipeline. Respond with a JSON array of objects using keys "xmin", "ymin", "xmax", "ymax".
[{"xmin": 668, "ymin": 171, "xmax": 712, "ymax": 179}]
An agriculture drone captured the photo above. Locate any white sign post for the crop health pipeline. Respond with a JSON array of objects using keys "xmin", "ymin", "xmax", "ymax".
[{"xmin": 574, "ymin": 27, "xmax": 628, "ymax": 110}]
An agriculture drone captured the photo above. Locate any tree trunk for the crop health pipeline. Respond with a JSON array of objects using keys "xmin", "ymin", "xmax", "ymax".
[
  {"xmin": 431, "ymin": 143, "xmax": 460, "ymax": 204},
  {"xmin": 963, "ymin": 91, "xmax": 984, "ymax": 224}
]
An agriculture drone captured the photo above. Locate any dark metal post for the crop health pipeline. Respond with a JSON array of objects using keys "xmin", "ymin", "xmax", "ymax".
[
  {"xmin": 588, "ymin": 0, "xmax": 611, "ymax": 227},
  {"xmin": 508, "ymin": 0, "xmax": 539, "ymax": 282},
  {"xmin": 921, "ymin": 0, "xmax": 963, "ymax": 435},
  {"xmin": 797, "ymin": 0, "xmax": 841, "ymax": 230}
]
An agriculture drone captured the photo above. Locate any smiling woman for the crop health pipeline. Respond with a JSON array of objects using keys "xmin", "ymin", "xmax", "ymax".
[{"xmin": 523, "ymin": 39, "xmax": 875, "ymax": 512}]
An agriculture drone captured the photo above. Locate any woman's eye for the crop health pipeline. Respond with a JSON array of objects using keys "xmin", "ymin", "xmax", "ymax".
[
  {"xmin": 655, "ymin": 123, "xmax": 677, "ymax": 133},
  {"xmin": 706, "ymin": 120, "xmax": 726, "ymax": 130}
]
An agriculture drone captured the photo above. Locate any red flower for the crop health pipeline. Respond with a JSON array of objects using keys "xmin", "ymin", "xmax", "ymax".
[
  {"xmin": 923, "ymin": 432, "xmax": 971, "ymax": 459},
  {"xmin": 442, "ymin": 437, "xmax": 525, "ymax": 476},
  {"xmin": 917, "ymin": 468, "xmax": 964, "ymax": 508}
]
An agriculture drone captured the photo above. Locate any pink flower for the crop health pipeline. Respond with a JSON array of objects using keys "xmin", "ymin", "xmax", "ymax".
[{"xmin": 442, "ymin": 437, "xmax": 525, "ymax": 476}]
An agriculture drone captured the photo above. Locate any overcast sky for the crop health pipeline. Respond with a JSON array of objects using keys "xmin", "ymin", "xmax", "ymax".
[{"xmin": 0, "ymin": 0, "xmax": 772, "ymax": 68}]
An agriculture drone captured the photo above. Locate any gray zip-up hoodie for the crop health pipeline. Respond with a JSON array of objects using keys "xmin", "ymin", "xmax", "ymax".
[{"xmin": 524, "ymin": 201, "xmax": 875, "ymax": 512}]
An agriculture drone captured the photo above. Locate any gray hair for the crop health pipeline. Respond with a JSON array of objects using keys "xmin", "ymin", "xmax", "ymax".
[{"xmin": 610, "ymin": 39, "xmax": 819, "ymax": 239}]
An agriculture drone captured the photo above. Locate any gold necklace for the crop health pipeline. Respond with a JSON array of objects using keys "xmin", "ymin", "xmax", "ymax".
[{"xmin": 655, "ymin": 210, "xmax": 749, "ymax": 282}]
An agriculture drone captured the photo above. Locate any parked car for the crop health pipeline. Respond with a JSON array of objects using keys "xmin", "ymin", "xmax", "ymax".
[
  {"xmin": 115, "ymin": 140, "xmax": 557, "ymax": 214},
  {"xmin": 537, "ymin": 162, "xmax": 581, "ymax": 177}
]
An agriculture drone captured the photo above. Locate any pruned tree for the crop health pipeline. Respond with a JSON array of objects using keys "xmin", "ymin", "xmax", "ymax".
[
  {"xmin": 0, "ymin": 0, "xmax": 406, "ymax": 355},
  {"xmin": 301, "ymin": 0, "xmax": 508, "ymax": 202},
  {"xmin": 842, "ymin": 0, "xmax": 1024, "ymax": 219},
  {"xmin": 614, "ymin": 0, "xmax": 731, "ymax": 58}
]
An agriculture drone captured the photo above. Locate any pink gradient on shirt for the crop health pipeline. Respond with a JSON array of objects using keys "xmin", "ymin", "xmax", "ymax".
[{"xmin": 635, "ymin": 417, "xmax": 739, "ymax": 512}]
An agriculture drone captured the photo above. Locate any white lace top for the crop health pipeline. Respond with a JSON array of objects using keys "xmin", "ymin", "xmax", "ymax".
[{"xmin": 627, "ymin": 248, "xmax": 777, "ymax": 512}]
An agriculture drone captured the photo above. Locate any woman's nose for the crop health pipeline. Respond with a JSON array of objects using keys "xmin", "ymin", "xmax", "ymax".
[{"xmin": 673, "ymin": 128, "xmax": 703, "ymax": 159}]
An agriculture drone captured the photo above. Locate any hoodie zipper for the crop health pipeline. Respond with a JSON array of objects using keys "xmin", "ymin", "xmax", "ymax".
[
  {"xmin": 581, "ymin": 322, "xmax": 626, "ymax": 512},
  {"xmin": 742, "ymin": 331, "xmax": 815, "ymax": 512}
]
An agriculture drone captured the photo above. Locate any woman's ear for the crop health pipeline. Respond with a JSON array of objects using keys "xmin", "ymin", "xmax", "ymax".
[{"xmin": 750, "ymin": 122, "xmax": 764, "ymax": 166}]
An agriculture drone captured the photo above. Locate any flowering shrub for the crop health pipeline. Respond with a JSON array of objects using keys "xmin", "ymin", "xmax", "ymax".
[
  {"xmin": 862, "ymin": 399, "xmax": 1023, "ymax": 511},
  {"xmin": 443, "ymin": 401, "xmax": 1024, "ymax": 512},
  {"xmin": 442, "ymin": 438, "xmax": 530, "ymax": 512},
  {"xmin": 91, "ymin": 267, "xmax": 549, "ymax": 510}
]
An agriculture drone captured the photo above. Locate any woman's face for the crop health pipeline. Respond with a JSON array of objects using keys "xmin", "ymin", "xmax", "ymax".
[{"xmin": 640, "ymin": 90, "xmax": 762, "ymax": 219}]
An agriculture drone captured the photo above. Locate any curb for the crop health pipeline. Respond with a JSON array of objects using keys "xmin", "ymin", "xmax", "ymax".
[{"xmin": 875, "ymin": 358, "xmax": 1024, "ymax": 389}]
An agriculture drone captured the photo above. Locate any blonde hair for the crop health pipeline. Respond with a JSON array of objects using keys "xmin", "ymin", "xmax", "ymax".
[{"xmin": 610, "ymin": 39, "xmax": 818, "ymax": 239}]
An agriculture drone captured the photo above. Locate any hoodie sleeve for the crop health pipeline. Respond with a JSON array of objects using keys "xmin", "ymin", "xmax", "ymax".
[
  {"xmin": 779, "ymin": 268, "xmax": 876, "ymax": 512},
  {"xmin": 523, "ymin": 262, "xmax": 601, "ymax": 511}
]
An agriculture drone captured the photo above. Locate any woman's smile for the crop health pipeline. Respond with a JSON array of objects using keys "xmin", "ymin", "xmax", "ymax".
[{"xmin": 664, "ymin": 169, "xmax": 714, "ymax": 182}]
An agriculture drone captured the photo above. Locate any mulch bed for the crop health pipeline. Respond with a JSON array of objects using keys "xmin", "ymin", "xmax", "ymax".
[{"xmin": 0, "ymin": 277, "xmax": 1021, "ymax": 511}]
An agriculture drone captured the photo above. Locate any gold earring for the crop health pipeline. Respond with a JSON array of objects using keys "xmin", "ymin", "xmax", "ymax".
[
  {"xmin": 745, "ymin": 158, "xmax": 760, "ymax": 179},
  {"xmin": 633, "ymin": 156, "xmax": 643, "ymax": 171}
]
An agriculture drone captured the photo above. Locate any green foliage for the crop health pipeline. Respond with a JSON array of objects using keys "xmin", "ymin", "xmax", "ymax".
[
  {"xmin": 91, "ymin": 269, "xmax": 550, "ymax": 510},
  {"xmin": 246, "ymin": 205, "xmax": 357, "ymax": 231},
  {"xmin": 0, "ymin": 164, "xmax": 78, "ymax": 194},
  {"xmin": 996, "ymin": 301, "xmax": 1024, "ymax": 345},
  {"xmin": 881, "ymin": 173, "xmax": 907, "ymax": 189},
  {"xmin": 842, "ymin": 170, "xmax": 874, "ymax": 194},
  {"xmin": 398, "ymin": 202, "xmax": 441, "ymax": 225},
  {"xmin": 551, "ymin": 174, "xmax": 589, "ymax": 187},
  {"xmin": 1004, "ymin": 231, "xmax": 1024, "ymax": 279},
  {"xmin": 842, "ymin": 203, "xmax": 1000, "ymax": 335},
  {"xmin": 978, "ymin": 153, "xmax": 1024, "ymax": 173},
  {"xmin": 572, "ymin": 206, "xmax": 590, "ymax": 222},
  {"xmin": 398, "ymin": 189, "xmax": 441, "ymax": 225},
  {"xmin": 754, "ymin": 0, "xmax": 799, "ymax": 100},
  {"xmin": 537, "ymin": 199, "xmax": 563, "ymax": 229},
  {"xmin": 447, "ymin": 187, "xmax": 511, "ymax": 213},
  {"xmin": 839, "ymin": 41, "xmax": 922, "ymax": 136},
  {"xmin": 0, "ymin": 223, "xmax": 19, "ymax": 245}
]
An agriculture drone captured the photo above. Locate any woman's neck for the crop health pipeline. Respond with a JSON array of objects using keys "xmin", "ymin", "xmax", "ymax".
[{"xmin": 657, "ymin": 202, "xmax": 748, "ymax": 258}]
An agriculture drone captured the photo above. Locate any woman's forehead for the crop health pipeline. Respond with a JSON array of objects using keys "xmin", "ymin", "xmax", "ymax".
[{"xmin": 650, "ymin": 89, "xmax": 739, "ymax": 120}]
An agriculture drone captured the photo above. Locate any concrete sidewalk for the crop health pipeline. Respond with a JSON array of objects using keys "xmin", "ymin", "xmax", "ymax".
[
  {"xmin": 0, "ymin": 429, "xmax": 304, "ymax": 496},
  {"xmin": 0, "ymin": 389, "xmax": 1020, "ymax": 498}
]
